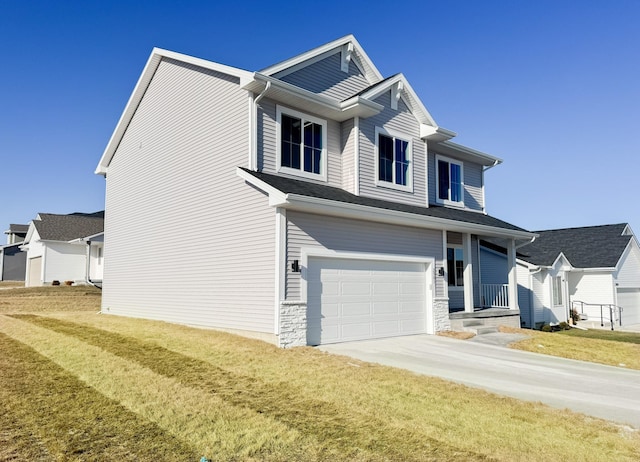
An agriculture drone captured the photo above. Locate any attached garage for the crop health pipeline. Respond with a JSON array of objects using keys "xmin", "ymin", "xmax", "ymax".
[
  {"xmin": 617, "ymin": 288, "xmax": 640, "ymax": 326},
  {"xmin": 306, "ymin": 256, "xmax": 430, "ymax": 345}
]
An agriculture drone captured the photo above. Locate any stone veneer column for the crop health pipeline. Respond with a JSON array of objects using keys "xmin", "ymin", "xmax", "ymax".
[
  {"xmin": 278, "ymin": 301, "xmax": 307, "ymax": 348},
  {"xmin": 433, "ymin": 297, "xmax": 451, "ymax": 332}
]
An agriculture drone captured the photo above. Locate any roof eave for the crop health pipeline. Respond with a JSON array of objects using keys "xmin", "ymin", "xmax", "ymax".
[
  {"xmin": 243, "ymin": 73, "xmax": 383, "ymax": 121},
  {"xmin": 433, "ymin": 140, "xmax": 503, "ymax": 167}
]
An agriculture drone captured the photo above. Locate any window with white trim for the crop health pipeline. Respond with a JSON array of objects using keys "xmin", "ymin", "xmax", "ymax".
[
  {"xmin": 375, "ymin": 127, "xmax": 412, "ymax": 191},
  {"xmin": 447, "ymin": 246, "xmax": 464, "ymax": 287},
  {"xmin": 276, "ymin": 106, "xmax": 327, "ymax": 181},
  {"xmin": 436, "ymin": 155, "xmax": 464, "ymax": 206},
  {"xmin": 553, "ymin": 276, "xmax": 563, "ymax": 306}
]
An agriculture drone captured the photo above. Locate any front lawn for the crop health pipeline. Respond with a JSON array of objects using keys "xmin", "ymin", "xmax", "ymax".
[
  {"xmin": 0, "ymin": 288, "xmax": 639, "ymax": 460},
  {"xmin": 502, "ymin": 326, "xmax": 640, "ymax": 370}
]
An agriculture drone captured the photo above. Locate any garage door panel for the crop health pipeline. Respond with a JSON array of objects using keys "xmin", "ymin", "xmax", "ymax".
[
  {"xmin": 617, "ymin": 288, "xmax": 640, "ymax": 326},
  {"xmin": 307, "ymin": 257, "xmax": 428, "ymax": 345}
]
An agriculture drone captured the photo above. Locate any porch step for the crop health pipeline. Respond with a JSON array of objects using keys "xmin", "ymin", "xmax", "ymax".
[{"xmin": 461, "ymin": 319, "xmax": 498, "ymax": 335}]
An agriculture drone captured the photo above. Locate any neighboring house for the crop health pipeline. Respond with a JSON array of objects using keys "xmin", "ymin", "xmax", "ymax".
[
  {"xmin": 481, "ymin": 224, "xmax": 640, "ymax": 328},
  {"xmin": 0, "ymin": 224, "xmax": 29, "ymax": 281},
  {"xmin": 22, "ymin": 212, "xmax": 105, "ymax": 287},
  {"xmin": 96, "ymin": 35, "xmax": 536, "ymax": 347}
]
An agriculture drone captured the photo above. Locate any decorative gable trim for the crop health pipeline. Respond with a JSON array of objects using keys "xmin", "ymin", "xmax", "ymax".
[{"xmin": 260, "ymin": 35, "xmax": 383, "ymax": 83}]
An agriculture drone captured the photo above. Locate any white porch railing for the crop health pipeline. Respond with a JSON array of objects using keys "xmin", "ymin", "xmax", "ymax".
[{"xmin": 481, "ymin": 284, "xmax": 509, "ymax": 308}]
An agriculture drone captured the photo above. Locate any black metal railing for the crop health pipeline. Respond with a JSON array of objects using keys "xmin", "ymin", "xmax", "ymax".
[{"xmin": 571, "ymin": 300, "xmax": 623, "ymax": 330}]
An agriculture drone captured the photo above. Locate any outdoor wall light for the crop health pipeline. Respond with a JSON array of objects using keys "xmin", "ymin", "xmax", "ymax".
[
  {"xmin": 291, "ymin": 260, "xmax": 300, "ymax": 273},
  {"xmin": 438, "ymin": 267, "xmax": 445, "ymax": 277}
]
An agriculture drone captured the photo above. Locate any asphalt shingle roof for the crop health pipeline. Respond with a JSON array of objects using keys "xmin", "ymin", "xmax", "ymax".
[
  {"xmin": 33, "ymin": 212, "xmax": 104, "ymax": 242},
  {"xmin": 241, "ymin": 168, "xmax": 528, "ymax": 233},
  {"xmin": 6, "ymin": 224, "xmax": 29, "ymax": 234},
  {"xmin": 518, "ymin": 223, "xmax": 631, "ymax": 268}
]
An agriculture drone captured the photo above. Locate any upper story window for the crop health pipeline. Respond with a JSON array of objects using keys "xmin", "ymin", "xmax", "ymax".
[
  {"xmin": 276, "ymin": 106, "xmax": 327, "ymax": 181},
  {"xmin": 436, "ymin": 155, "xmax": 464, "ymax": 206},
  {"xmin": 375, "ymin": 127, "xmax": 412, "ymax": 192}
]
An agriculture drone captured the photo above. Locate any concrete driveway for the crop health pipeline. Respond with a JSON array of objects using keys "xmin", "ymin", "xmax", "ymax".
[{"xmin": 319, "ymin": 334, "xmax": 640, "ymax": 429}]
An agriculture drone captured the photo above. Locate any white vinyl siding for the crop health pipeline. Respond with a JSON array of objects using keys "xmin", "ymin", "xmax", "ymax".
[
  {"xmin": 340, "ymin": 118, "xmax": 356, "ymax": 193},
  {"xmin": 568, "ymin": 272, "xmax": 616, "ymax": 306},
  {"xmin": 102, "ymin": 58, "xmax": 276, "ymax": 334},
  {"xmin": 285, "ymin": 211, "xmax": 444, "ymax": 300},
  {"xmin": 258, "ymin": 97, "xmax": 342, "ymax": 188},
  {"xmin": 278, "ymin": 52, "xmax": 371, "ymax": 101},
  {"xmin": 427, "ymin": 151, "xmax": 484, "ymax": 212},
  {"xmin": 615, "ymin": 241, "xmax": 640, "ymax": 288},
  {"xmin": 43, "ymin": 242, "xmax": 86, "ymax": 283},
  {"xmin": 358, "ymin": 93, "xmax": 426, "ymax": 206}
]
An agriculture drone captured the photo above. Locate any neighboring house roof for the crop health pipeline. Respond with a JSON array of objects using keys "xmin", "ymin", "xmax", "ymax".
[
  {"xmin": 239, "ymin": 168, "xmax": 531, "ymax": 237},
  {"xmin": 518, "ymin": 223, "xmax": 632, "ymax": 268},
  {"xmin": 31, "ymin": 212, "xmax": 105, "ymax": 242},
  {"xmin": 5, "ymin": 224, "xmax": 29, "ymax": 235}
]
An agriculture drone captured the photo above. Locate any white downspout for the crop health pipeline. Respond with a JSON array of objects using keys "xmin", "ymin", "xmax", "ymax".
[{"xmin": 250, "ymin": 82, "xmax": 271, "ymax": 171}]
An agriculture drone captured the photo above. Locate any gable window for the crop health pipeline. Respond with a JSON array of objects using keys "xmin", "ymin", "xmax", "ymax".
[
  {"xmin": 553, "ymin": 276, "xmax": 563, "ymax": 306},
  {"xmin": 447, "ymin": 246, "xmax": 464, "ymax": 287},
  {"xmin": 277, "ymin": 106, "xmax": 327, "ymax": 181},
  {"xmin": 375, "ymin": 127, "xmax": 412, "ymax": 192},
  {"xmin": 436, "ymin": 155, "xmax": 464, "ymax": 206}
]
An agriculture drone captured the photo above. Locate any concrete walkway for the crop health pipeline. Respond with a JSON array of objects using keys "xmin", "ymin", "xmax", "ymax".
[{"xmin": 319, "ymin": 334, "xmax": 640, "ymax": 429}]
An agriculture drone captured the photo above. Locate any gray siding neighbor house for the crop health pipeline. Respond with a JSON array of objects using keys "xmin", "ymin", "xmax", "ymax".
[
  {"xmin": 0, "ymin": 224, "xmax": 29, "ymax": 281},
  {"xmin": 96, "ymin": 35, "xmax": 536, "ymax": 347}
]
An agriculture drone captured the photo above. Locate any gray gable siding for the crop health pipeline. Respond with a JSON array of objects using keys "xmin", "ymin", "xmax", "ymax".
[
  {"xmin": 340, "ymin": 118, "xmax": 356, "ymax": 193},
  {"xmin": 279, "ymin": 53, "xmax": 371, "ymax": 100},
  {"xmin": 358, "ymin": 92, "xmax": 426, "ymax": 207},
  {"xmin": 285, "ymin": 210, "xmax": 445, "ymax": 300},
  {"xmin": 103, "ymin": 58, "xmax": 276, "ymax": 335},
  {"xmin": 427, "ymin": 150, "xmax": 484, "ymax": 212},
  {"xmin": 257, "ymin": 96, "xmax": 343, "ymax": 188}
]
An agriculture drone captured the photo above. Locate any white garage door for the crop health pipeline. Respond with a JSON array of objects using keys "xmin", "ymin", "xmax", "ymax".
[
  {"xmin": 307, "ymin": 257, "xmax": 428, "ymax": 345},
  {"xmin": 27, "ymin": 256, "xmax": 42, "ymax": 287},
  {"xmin": 617, "ymin": 288, "xmax": 640, "ymax": 326}
]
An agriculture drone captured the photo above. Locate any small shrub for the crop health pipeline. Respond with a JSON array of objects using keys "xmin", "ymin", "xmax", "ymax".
[
  {"xmin": 558, "ymin": 321, "xmax": 570, "ymax": 331},
  {"xmin": 51, "ymin": 280, "xmax": 60, "ymax": 286},
  {"xmin": 570, "ymin": 308, "xmax": 581, "ymax": 324},
  {"xmin": 64, "ymin": 281, "xmax": 74, "ymax": 286},
  {"xmin": 541, "ymin": 324, "xmax": 552, "ymax": 332}
]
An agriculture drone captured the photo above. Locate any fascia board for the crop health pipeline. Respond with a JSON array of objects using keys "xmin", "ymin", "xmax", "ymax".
[
  {"xmin": 434, "ymin": 140, "xmax": 502, "ymax": 167},
  {"xmin": 244, "ymin": 74, "xmax": 383, "ymax": 121},
  {"xmin": 260, "ymin": 34, "xmax": 383, "ymax": 82},
  {"xmin": 551, "ymin": 252, "xmax": 573, "ymax": 270},
  {"xmin": 236, "ymin": 168, "xmax": 287, "ymax": 206},
  {"xmin": 283, "ymin": 193, "xmax": 535, "ymax": 240},
  {"xmin": 96, "ymin": 48, "xmax": 252, "ymax": 175}
]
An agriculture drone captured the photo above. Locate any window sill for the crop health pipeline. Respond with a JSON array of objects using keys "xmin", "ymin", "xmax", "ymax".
[
  {"xmin": 278, "ymin": 167, "xmax": 327, "ymax": 182},
  {"xmin": 436, "ymin": 199, "xmax": 465, "ymax": 208},
  {"xmin": 375, "ymin": 180, "xmax": 413, "ymax": 193}
]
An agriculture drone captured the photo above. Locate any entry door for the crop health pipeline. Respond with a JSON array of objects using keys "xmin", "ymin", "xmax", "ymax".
[{"xmin": 307, "ymin": 257, "xmax": 428, "ymax": 345}]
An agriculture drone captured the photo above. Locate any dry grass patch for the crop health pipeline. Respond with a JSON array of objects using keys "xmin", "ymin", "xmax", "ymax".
[
  {"xmin": 24, "ymin": 311, "xmax": 640, "ymax": 462},
  {"xmin": 437, "ymin": 330, "xmax": 476, "ymax": 340},
  {"xmin": 0, "ymin": 285, "xmax": 101, "ymax": 313},
  {"xmin": 500, "ymin": 326, "xmax": 640, "ymax": 370}
]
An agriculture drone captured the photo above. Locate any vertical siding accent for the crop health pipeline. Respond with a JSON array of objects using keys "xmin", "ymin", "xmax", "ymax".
[
  {"xmin": 285, "ymin": 211, "xmax": 444, "ymax": 300},
  {"xmin": 358, "ymin": 93, "xmax": 426, "ymax": 206},
  {"xmin": 103, "ymin": 58, "xmax": 276, "ymax": 334},
  {"xmin": 472, "ymin": 236, "xmax": 480, "ymax": 307},
  {"xmin": 279, "ymin": 53, "xmax": 371, "ymax": 101},
  {"xmin": 517, "ymin": 264, "xmax": 532, "ymax": 327},
  {"xmin": 427, "ymin": 150, "xmax": 485, "ymax": 212},
  {"xmin": 258, "ymin": 97, "xmax": 342, "ymax": 188},
  {"xmin": 341, "ymin": 118, "xmax": 355, "ymax": 193},
  {"xmin": 532, "ymin": 272, "xmax": 548, "ymax": 325}
]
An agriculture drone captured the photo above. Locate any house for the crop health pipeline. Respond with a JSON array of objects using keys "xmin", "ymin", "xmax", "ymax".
[
  {"xmin": 22, "ymin": 212, "xmax": 105, "ymax": 287},
  {"xmin": 96, "ymin": 35, "xmax": 536, "ymax": 347},
  {"xmin": 0, "ymin": 224, "xmax": 29, "ymax": 281},
  {"xmin": 480, "ymin": 223, "xmax": 640, "ymax": 328}
]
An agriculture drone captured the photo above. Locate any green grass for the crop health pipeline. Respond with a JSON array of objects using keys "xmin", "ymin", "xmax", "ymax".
[
  {"xmin": 502, "ymin": 326, "xmax": 640, "ymax": 370},
  {"xmin": 0, "ymin": 288, "xmax": 639, "ymax": 460},
  {"xmin": 559, "ymin": 327, "xmax": 640, "ymax": 344}
]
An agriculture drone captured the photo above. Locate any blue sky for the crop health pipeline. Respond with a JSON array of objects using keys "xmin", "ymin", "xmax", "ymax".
[{"xmin": 1, "ymin": 1, "xmax": 638, "ymax": 236}]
